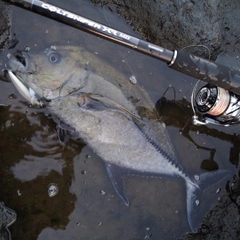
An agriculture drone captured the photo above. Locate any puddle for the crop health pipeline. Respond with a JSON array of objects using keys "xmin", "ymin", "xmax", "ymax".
[{"xmin": 0, "ymin": 0, "xmax": 237, "ymax": 239}]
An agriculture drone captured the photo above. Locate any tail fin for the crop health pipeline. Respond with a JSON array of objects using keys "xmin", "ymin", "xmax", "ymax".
[{"xmin": 186, "ymin": 170, "xmax": 231, "ymax": 232}]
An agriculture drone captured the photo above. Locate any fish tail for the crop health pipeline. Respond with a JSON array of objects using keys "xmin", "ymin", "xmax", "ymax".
[{"xmin": 186, "ymin": 169, "xmax": 231, "ymax": 232}]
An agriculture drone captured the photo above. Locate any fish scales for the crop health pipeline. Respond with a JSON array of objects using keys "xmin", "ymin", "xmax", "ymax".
[{"xmin": 51, "ymin": 95, "xmax": 187, "ymax": 178}]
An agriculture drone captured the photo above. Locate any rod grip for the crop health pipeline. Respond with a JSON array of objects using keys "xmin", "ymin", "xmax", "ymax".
[{"xmin": 169, "ymin": 50, "xmax": 240, "ymax": 95}]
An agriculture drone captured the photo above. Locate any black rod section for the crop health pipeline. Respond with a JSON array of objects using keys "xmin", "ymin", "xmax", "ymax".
[
  {"xmin": 7, "ymin": 0, "xmax": 173, "ymax": 63},
  {"xmin": 4, "ymin": 0, "xmax": 240, "ymax": 95}
]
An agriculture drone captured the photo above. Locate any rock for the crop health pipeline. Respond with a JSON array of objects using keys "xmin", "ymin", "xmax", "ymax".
[
  {"xmin": 0, "ymin": 1, "xmax": 11, "ymax": 52},
  {"xmin": 91, "ymin": 0, "xmax": 240, "ymax": 60}
]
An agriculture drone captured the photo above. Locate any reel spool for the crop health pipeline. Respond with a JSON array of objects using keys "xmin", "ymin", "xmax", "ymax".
[{"xmin": 192, "ymin": 84, "xmax": 240, "ymax": 126}]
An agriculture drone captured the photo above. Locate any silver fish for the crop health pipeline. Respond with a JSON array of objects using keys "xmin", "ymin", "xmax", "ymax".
[{"xmin": 7, "ymin": 46, "xmax": 229, "ymax": 231}]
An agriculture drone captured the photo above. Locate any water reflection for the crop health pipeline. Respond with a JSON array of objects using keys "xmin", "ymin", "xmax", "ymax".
[
  {"xmin": 156, "ymin": 95, "xmax": 240, "ymax": 169},
  {"xmin": 0, "ymin": 104, "xmax": 79, "ymax": 239}
]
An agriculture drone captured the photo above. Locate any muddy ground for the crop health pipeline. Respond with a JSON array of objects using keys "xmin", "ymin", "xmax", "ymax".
[
  {"xmin": 0, "ymin": 1, "xmax": 10, "ymax": 51},
  {"xmin": 92, "ymin": 0, "xmax": 240, "ymax": 60}
]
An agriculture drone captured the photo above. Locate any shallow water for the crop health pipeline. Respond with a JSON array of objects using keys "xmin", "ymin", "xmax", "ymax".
[{"xmin": 0, "ymin": 0, "xmax": 238, "ymax": 239}]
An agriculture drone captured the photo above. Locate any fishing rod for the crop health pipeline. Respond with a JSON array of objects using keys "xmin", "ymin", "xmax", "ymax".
[{"xmin": 3, "ymin": 0, "xmax": 240, "ymax": 126}]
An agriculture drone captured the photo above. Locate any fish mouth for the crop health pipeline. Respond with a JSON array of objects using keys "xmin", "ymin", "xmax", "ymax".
[
  {"xmin": 8, "ymin": 70, "xmax": 42, "ymax": 106},
  {"xmin": 8, "ymin": 50, "xmax": 30, "ymax": 72},
  {"xmin": 7, "ymin": 50, "xmax": 43, "ymax": 106}
]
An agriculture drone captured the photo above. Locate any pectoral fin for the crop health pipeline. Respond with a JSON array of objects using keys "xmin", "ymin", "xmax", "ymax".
[
  {"xmin": 57, "ymin": 121, "xmax": 75, "ymax": 144},
  {"xmin": 78, "ymin": 93, "xmax": 141, "ymax": 120}
]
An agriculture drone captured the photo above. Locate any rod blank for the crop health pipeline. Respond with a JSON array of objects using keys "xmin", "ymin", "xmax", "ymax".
[{"xmin": 5, "ymin": 0, "xmax": 240, "ymax": 95}]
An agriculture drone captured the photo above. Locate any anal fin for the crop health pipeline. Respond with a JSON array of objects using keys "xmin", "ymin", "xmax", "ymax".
[{"xmin": 106, "ymin": 163, "xmax": 129, "ymax": 206}]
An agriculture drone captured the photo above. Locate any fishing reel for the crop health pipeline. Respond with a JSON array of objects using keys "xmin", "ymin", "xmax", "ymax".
[{"xmin": 192, "ymin": 83, "xmax": 240, "ymax": 126}]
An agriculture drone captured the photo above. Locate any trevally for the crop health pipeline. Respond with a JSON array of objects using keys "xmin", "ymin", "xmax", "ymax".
[{"xmin": 7, "ymin": 45, "xmax": 229, "ymax": 231}]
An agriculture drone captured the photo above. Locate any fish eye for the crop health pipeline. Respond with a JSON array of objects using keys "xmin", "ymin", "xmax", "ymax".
[{"xmin": 48, "ymin": 52, "xmax": 61, "ymax": 64}]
